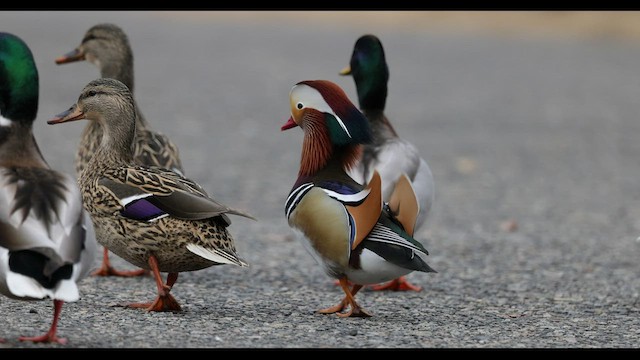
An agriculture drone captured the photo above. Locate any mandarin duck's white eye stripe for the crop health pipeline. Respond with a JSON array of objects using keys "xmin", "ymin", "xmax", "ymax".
[
  {"xmin": 290, "ymin": 84, "xmax": 350, "ymax": 138},
  {"xmin": 0, "ymin": 115, "xmax": 12, "ymax": 127}
]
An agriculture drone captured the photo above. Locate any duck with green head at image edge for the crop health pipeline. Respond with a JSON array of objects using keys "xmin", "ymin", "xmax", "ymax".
[
  {"xmin": 340, "ymin": 34, "xmax": 436, "ymax": 292},
  {"xmin": 55, "ymin": 23, "xmax": 185, "ymax": 277},
  {"xmin": 48, "ymin": 78, "xmax": 254, "ymax": 312},
  {"xmin": 282, "ymin": 80, "xmax": 436, "ymax": 317},
  {"xmin": 0, "ymin": 32, "xmax": 97, "ymax": 344}
]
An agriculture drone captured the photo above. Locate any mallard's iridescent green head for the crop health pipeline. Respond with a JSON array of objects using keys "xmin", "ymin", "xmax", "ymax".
[
  {"xmin": 0, "ymin": 32, "xmax": 39, "ymax": 123},
  {"xmin": 340, "ymin": 34, "xmax": 388, "ymax": 111}
]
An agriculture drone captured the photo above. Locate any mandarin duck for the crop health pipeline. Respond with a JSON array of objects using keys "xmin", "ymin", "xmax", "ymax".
[
  {"xmin": 340, "ymin": 34, "xmax": 435, "ymax": 291},
  {"xmin": 48, "ymin": 78, "xmax": 253, "ymax": 312},
  {"xmin": 282, "ymin": 80, "xmax": 436, "ymax": 317},
  {"xmin": 55, "ymin": 23, "xmax": 184, "ymax": 277},
  {"xmin": 0, "ymin": 32, "xmax": 97, "ymax": 344}
]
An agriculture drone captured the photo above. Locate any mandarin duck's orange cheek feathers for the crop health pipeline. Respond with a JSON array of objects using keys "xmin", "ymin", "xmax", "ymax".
[{"xmin": 290, "ymin": 80, "xmax": 372, "ymax": 145}]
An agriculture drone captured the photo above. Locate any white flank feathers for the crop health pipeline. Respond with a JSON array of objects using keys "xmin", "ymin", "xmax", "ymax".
[{"xmin": 186, "ymin": 244, "xmax": 247, "ymax": 267}]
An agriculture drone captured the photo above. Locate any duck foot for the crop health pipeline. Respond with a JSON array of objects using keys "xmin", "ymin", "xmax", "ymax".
[
  {"xmin": 19, "ymin": 300, "xmax": 67, "ymax": 344},
  {"xmin": 318, "ymin": 299, "xmax": 347, "ymax": 314},
  {"xmin": 92, "ymin": 248, "xmax": 149, "ymax": 277},
  {"xmin": 122, "ymin": 256, "xmax": 181, "ymax": 312},
  {"xmin": 319, "ymin": 278, "xmax": 371, "ymax": 318},
  {"xmin": 336, "ymin": 306, "xmax": 372, "ymax": 318},
  {"xmin": 19, "ymin": 333, "xmax": 67, "ymax": 345},
  {"xmin": 122, "ymin": 294, "xmax": 182, "ymax": 312},
  {"xmin": 367, "ymin": 276, "xmax": 422, "ymax": 292}
]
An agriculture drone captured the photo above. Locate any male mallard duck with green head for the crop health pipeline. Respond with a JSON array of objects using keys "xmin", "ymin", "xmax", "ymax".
[
  {"xmin": 0, "ymin": 32, "xmax": 97, "ymax": 344},
  {"xmin": 340, "ymin": 34, "xmax": 436, "ymax": 291}
]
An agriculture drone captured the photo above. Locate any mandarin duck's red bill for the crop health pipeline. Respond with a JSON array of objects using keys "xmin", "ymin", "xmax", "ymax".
[{"xmin": 282, "ymin": 79, "xmax": 436, "ymax": 317}]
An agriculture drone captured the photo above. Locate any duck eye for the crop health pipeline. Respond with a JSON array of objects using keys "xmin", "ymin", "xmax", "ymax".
[
  {"xmin": 87, "ymin": 90, "xmax": 97, "ymax": 97},
  {"xmin": 297, "ymin": 103, "xmax": 304, "ymax": 110}
]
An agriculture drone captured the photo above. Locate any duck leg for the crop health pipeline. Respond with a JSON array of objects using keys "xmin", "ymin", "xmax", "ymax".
[
  {"xmin": 92, "ymin": 247, "xmax": 149, "ymax": 277},
  {"xmin": 124, "ymin": 255, "xmax": 181, "ymax": 312},
  {"xmin": 368, "ymin": 276, "xmax": 422, "ymax": 292},
  {"xmin": 19, "ymin": 299, "xmax": 67, "ymax": 344},
  {"xmin": 319, "ymin": 277, "xmax": 371, "ymax": 318}
]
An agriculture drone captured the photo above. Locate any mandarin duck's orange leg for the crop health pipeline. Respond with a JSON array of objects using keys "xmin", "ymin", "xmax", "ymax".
[
  {"xmin": 367, "ymin": 276, "xmax": 422, "ymax": 292},
  {"xmin": 19, "ymin": 300, "xmax": 67, "ymax": 344},
  {"xmin": 123, "ymin": 255, "xmax": 181, "ymax": 312},
  {"xmin": 93, "ymin": 247, "xmax": 150, "ymax": 277},
  {"xmin": 319, "ymin": 277, "xmax": 371, "ymax": 318}
]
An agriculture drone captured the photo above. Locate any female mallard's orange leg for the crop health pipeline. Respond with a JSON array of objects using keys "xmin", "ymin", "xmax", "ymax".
[
  {"xmin": 124, "ymin": 256, "xmax": 181, "ymax": 312},
  {"xmin": 93, "ymin": 247, "xmax": 150, "ymax": 277},
  {"xmin": 368, "ymin": 276, "xmax": 422, "ymax": 292},
  {"xmin": 319, "ymin": 277, "xmax": 371, "ymax": 318},
  {"xmin": 19, "ymin": 300, "xmax": 67, "ymax": 344}
]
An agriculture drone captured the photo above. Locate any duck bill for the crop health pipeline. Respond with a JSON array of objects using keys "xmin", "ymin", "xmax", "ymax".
[
  {"xmin": 339, "ymin": 65, "xmax": 352, "ymax": 76},
  {"xmin": 281, "ymin": 117, "xmax": 298, "ymax": 131},
  {"xmin": 47, "ymin": 105, "xmax": 85, "ymax": 124},
  {"xmin": 55, "ymin": 48, "xmax": 85, "ymax": 64}
]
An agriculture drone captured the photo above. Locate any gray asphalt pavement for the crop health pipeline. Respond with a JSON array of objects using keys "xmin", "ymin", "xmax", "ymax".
[{"xmin": 2, "ymin": 11, "xmax": 640, "ymax": 349}]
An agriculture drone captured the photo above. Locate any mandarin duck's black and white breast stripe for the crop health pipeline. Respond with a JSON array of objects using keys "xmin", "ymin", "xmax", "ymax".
[
  {"xmin": 0, "ymin": 32, "xmax": 97, "ymax": 344},
  {"xmin": 55, "ymin": 23, "xmax": 184, "ymax": 277},
  {"xmin": 282, "ymin": 80, "xmax": 435, "ymax": 317},
  {"xmin": 48, "ymin": 78, "xmax": 253, "ymax": 312},
  {"xmin": 340, "ymin": 34, "xmax": 436, "ymax": 292}
]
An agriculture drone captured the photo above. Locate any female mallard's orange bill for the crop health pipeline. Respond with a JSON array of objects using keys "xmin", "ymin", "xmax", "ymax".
[
  {"xmin": 54, "ymin": 48, "xmax": 85, "ymax": 64},
  {"xmin": 47, "ymin": 105, "xmax": 85, "ymax": 124}
]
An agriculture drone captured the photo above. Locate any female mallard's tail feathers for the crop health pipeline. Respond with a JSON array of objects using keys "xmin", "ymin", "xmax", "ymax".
[{"xmin": 186, "ymin": 244, "xmax": 249, "ymax": 267}]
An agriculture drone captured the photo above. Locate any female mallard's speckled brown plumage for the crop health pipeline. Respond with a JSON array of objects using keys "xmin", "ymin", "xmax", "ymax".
[
  {"xmin": 340, "ymin": 34, "xmax": 435, "ymax": 292},
  {"xmin": 55, "ymin": 23, "xmax": 184, "ymax": 276},
  {"xmin": 48, "ymin": 78, "xmax": 253, "ymax": 312}
]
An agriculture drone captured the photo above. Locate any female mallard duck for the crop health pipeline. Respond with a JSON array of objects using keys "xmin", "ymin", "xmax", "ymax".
[
  {"xmin": 48, "ymin": 78, "xmax": 253, "ymax": 312},
  {"xmin": 282, "ymin": 80, "xmax": 436, "ymax": 317},
  {"xmin": 0, "ymin": 32, "xmax": 97, "ymax": 344},
  {"xmin": 340, "ymin": 34, "xmax": 436, "ymax": 291},
  {"xmin": 55, "ymin": 23, "xmax": 184, "ymax": 277}
]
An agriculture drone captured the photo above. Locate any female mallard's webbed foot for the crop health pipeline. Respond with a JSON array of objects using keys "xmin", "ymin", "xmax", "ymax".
[{"xmin": 92, "ymin": 247, "xmax": 149, "ymax": 277}]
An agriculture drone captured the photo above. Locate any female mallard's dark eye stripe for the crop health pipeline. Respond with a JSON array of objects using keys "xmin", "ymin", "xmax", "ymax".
[
  {"xmin": 82, "ymin": 34, "xmax": 97, "ymax": 43},
  {"xmin": 79, "ymin": 90, "xmax": 106, "ymax": 100}
]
